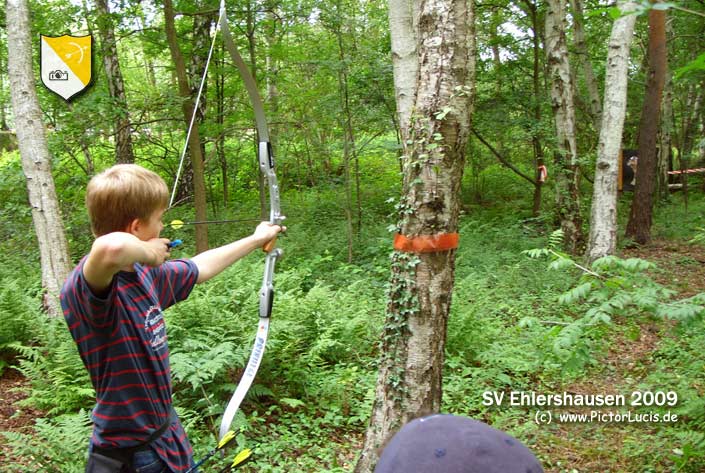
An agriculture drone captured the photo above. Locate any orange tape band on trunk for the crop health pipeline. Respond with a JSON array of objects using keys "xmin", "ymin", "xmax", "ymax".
[{"xmin": 393, "ymin": 233, "xmax": 459, "ymax": 253}]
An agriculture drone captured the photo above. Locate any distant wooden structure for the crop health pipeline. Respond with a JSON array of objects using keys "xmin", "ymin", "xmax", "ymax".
[{"xmin": 618, "ymin": 149, "xmax": 638, "ymax": 191}]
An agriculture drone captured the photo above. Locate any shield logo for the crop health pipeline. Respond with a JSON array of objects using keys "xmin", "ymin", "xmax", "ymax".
[{"xmin": 40, "ymin": 34, "xmax": 93, "ymax": 102}]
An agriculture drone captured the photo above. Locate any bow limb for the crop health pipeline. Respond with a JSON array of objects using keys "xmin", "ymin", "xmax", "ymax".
[{"xmin": 218, "ymin": 0, "xmax": 284, "ymax": 442}]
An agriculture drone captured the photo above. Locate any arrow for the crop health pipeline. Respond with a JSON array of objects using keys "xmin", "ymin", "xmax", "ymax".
[
  {"xmin": 184, "ymin": 431, "xmax": 239, "ymax": 473},
  {"xmin": 219, "ymin": 447, "xmax": 254, "ymax": 472},
  {"xmin": 169, "ymin": 218, "xmax": 264, "ymax": 229}
]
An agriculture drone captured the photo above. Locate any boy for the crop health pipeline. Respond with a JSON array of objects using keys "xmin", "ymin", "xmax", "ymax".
[{"xmin": 60, "ymin": 164, "xmax": 283, "ymax": 472}]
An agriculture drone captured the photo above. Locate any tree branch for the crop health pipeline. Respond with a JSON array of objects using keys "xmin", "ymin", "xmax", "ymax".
[{"xmin": 471, "ymin": 127, "xmax": 537, "ymax": 185}]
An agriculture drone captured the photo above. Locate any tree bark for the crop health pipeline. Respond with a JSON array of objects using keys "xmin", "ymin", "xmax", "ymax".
[
  {"xmin": 625, "ymin": 7, "xmax": 667, "ymax": 245},
  {"xmin": 163, "ymin": 0, "xmax": 209, "ymax": 253},
  {"xmin": 586, "ymin": 1, "xmax": 637, "ymax": 262},
  {"xmin": 524, "ymin": 0, "xmax": 545, "ymax": 216},
  {"xmin": 0, "ymin": 52, "xmax": 9, "ymax": 130},
  {"xmin": 355, "ymin": 0, "xmax": 474, "ymax": 471},
  {"xmin": 216, "ymin": 42, "xmax": 228, "ymax": 206},
  {"xmin": 138, "ymin": 0, "xmax": 157, "ymax": 88},
  {"xmin": 545, "ymin": 0, "xmax": 584, "ymax": 253},
  {"xmin": 331, "ymin": 0, "xmax": 360, "ymax": 257},
  {"xmin": 6, "ymin": 0, "xmax": 71, "ymax": 317},
  {"xmin": 570, "ymin": 0, "xmax": 602, "ymax": 131},
  {"xmin": 388, "ymin": 0, "xmax": 419, "ymax": 140},
  {"xmin": 657, "ymin": 66, "xmax": 672, "ymax": 200},
  {"xmin": 95, "ymin": 0, "xmax": 135, "ymax": 164}
]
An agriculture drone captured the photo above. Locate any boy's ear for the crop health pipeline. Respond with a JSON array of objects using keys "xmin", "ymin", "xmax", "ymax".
[{"xmin": 125, "ymin": 218, "xmax": 142, "ymax": 235}]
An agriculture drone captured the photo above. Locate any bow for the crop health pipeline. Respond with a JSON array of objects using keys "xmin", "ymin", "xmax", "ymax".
[
  {"xmin": 168, "ymin": 0, "xmax": 284, "ymax": 443},
  {"xmin": 216, "ymin": 0, "xmax": 284, "ymax": 441}
]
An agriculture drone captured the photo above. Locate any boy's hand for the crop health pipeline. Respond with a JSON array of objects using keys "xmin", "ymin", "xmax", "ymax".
[
  {"xmin": 252, "ymin": 222, "xmax": 286, "ymax": 249},
  {"xmin": 144, "ymin": 238, "xmax": 171, "ymax": 266}
]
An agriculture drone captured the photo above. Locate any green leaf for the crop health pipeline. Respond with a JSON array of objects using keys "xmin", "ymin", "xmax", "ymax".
[
  {"xmin": 280, "ymin": 397, "xmax": 306, "ymax": 409},
  {"xmin": 651, "ymin": 2, "xmax": 676, "ymax": 10},
  {"xmin": 675, "ymin": 52, "xmax": 705, "ymax": 80},
  {"xmin": 558, "ymin": 282, "xmax": 593, "ymax": 305}
]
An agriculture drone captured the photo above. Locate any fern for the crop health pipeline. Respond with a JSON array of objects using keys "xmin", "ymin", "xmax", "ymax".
[
  {"xmin": 0, "ymin": 278, "xmax": 43, "ymax": 374},
  {"xmin": 2, "ymin": 410, "xmax": 91, "ymax": 472},
  {"xmin": 523, "ymin": 233, "xmax": 705, "ymax": 370},
  {"xmin": 558, "ymin": 282, "xmax": 593, "ymax": 305},
  {"xmin": 10, "ymin": 322, "xmax": 94, "ymax": 414}
]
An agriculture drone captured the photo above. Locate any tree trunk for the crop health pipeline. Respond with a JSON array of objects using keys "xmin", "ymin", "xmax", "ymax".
[
  {"xmin": 239, "ymin": 2, "xmax": 268, "ymax": 221},
  {"xmin": 355, "ymin": 0, "xmax": 474, "ymax": 471},
  {"xmin": 216, "ymin": 42, "xmax": 228, "ymax": 206},
  {"xmin": 524, "ymin": 0, "xmax": 545, "ymax": 216},
  {"xmin": 6, "ymin": 0, "xmax": 71, "ymax": 317},
  {"xmin": 545, "ymin": 0, "xmax": 584, "ymax": 253},
  {"xmin": 570, "ymin": 0, "xmax": 602, "ymax": 131},
  {"xmin": 657, "ymin": 66, "xmax": 673, "ymax": 200},
  {"xmin": 190, "ymin": 10, "xmax": 213, "ymax": 130},
  {"xmin": 138, "ymin": 0, "xmax": 157, "ymax": 88},
  {"xmin": 585, "ymin": 1, "xmax": 637, "ymax": 262},
  {"xmin": 163, "ymin": 0, "xmax": 209, "ymax": 252},
  {"xmin": 95, "ymin": 0, "xmax": 135, "ymax": 164},
  {"xmin": 331, "ymin": 0, "xmax": 360, "ymax": 255},
  {"xmin": 388, "ymin": 0, "xmax": 419, "ymax": 139},
  {"xmin": 625, "ymin": 7, "xmax": 667, "ymax": 245},
  {"xmin": 190, "ymin": 9, "xmax": 214, "ymax": 209},
  {"xmin": 0, "ymin": 53, "xmax": 9, "ymax": 131}
]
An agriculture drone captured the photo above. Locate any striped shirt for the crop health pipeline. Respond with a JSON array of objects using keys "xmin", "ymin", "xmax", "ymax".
[{"xmin": 61, "ymin": 257, "xmax": 199, "ymax": 472}]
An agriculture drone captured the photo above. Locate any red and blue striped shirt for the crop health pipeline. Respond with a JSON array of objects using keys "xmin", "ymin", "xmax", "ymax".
[{"xmin": 61, "ymin": 257, "xmax": 199, "ymax": 472}]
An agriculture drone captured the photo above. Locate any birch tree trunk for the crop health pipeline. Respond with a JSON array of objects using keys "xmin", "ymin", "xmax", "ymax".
[
  {"xmin": 545, "ymin": 0, "xmax": 583, "ymax": 253},
  {"xmin": 163, "ymin": 0, "xmax": 209, "ymax": 252},
  {"xmin": 6, "ymin": 0, "xmax": 71, "ymax": 317},
  {"xmin": 625, "ymin": 7, "xmax": 667, "ymax": 244},
  {"xmin": 95, "ymin": 0, "xmax": 135, "ymax": 164},
  {"xmin": 585, "ymin": 2, "xmax": 637, "ymax": 262},
  {"xmin": 387, "ymin": 0, "xmax": 418, "ymax": 139},
  {"xmin": 355, "ymin": 0, "xmax": 474, "ymax": 470}
]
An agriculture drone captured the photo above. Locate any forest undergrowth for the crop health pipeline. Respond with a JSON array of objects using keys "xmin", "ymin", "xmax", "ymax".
[{"xmin": 1, "ymin": 154, "xmax": 705, "ymax": 471}]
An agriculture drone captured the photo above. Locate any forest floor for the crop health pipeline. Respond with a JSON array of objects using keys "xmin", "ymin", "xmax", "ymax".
[
  {"xmin": 1, "ymin": 239, "xmax": 703, "ymax": 472},
  {"xmin": 0, "ymin": 368, "xmax": 42, "ymax": 466},
  {"xmin": 532, "ymin": 238, "xmax": 705, "ymax": 472}
]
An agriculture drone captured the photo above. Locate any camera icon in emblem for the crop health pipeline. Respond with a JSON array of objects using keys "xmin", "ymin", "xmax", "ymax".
[{"xmin": 48, "ymin": 70, "xmax": 69, "ymax": 81}]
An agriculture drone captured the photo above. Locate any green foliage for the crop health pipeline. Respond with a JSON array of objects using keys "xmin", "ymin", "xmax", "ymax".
[
  {"xmin": 1, "ymin": 0, "xmax": 704, "ymax": 467},
  {"xmin": 675, "ymin": 52, "xmax": 705, "ymax": 80},
  {"xmin": 522, "ymin": 231, "xmax": 705, "ymax": 372},
  {"xmin": 0, "ymin": 278, "xmax": 43, "ymax": 373},
  {"xmin": 3, "ymin": 410, "xmax": 91, "ymax": 473},
  {"xmin": 11, "ymin": 321, "xmax": 94, "ymax": 414}
]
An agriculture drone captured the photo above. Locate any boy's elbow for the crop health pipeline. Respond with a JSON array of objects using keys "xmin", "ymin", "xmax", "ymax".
[{"xmin": 91, "ymin": 233, "xmax": 131, "ymax": 270}]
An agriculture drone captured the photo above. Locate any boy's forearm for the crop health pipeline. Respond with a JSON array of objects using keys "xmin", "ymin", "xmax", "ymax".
[{"xmin": 192, "ymin": 235, "xmax": 261, "ymax": 283}]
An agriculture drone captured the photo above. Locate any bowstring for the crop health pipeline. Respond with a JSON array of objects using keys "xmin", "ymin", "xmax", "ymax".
[{"xmin": 169, "ymin": 7, "xmax": 226, "ymax": 209}]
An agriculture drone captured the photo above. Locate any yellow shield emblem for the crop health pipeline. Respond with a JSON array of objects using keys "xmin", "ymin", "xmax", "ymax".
[{"xmin": 40, "ymin": 34, "xmax": 93, "ymax": 101}]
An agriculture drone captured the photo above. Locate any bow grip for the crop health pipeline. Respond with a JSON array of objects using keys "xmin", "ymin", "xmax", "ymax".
[{"xmin": 262, "ymin": 236, "xmax": 277, "ymax": 253}]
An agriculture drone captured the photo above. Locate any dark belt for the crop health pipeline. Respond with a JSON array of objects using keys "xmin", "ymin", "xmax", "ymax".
[{"xmin": 91, "ymin": 408, "xmax": 177, "ymax": 467}]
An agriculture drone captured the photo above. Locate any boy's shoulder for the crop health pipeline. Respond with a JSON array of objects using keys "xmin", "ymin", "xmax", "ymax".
[{"xmin": 61, "ymin": 256, "xmax": 88, "ymax": 294}]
